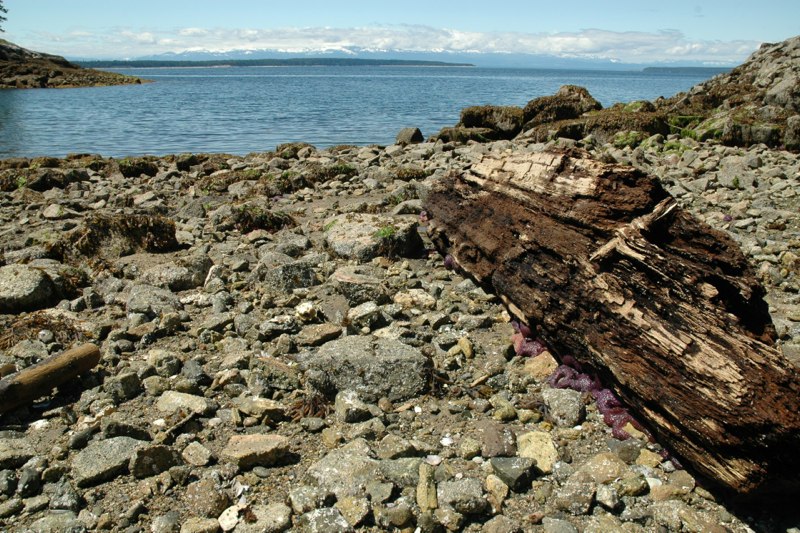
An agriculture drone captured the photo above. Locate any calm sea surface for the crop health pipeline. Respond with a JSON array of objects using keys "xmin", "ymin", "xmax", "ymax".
[{"xmin": 0, "ymin": 66, "xmax": 717, "ymax": 158}]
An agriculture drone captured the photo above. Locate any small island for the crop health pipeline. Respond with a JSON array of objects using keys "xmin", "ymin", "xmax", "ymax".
[{"xmin": 0, "ymin": 39, "xmax": 143, "ymax": 89}]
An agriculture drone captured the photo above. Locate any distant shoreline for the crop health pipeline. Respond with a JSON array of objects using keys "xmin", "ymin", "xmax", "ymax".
[
  {"xmin": 77, "ymin": 58, "xmax": 476, "ymax": 69},
  {"xmin": 642, "ymin": 66, "xmax": 732, "ymax": 75}
]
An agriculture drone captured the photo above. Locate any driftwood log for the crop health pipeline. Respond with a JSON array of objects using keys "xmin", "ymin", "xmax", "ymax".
[
  {"xmin": 423, "ymin": 147, "xmax": 800, "ymax": 498},
  {"xmin": 0, "ymin": 343, "xmax": 100, "ymax": 414}
]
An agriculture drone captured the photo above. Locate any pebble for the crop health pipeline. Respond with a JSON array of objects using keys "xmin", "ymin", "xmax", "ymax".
[{"xmin": 517, "ymin": 431, "xmax": 559, "ymax": 474}]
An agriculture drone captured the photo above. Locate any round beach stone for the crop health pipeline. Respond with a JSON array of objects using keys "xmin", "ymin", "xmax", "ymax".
[{"xmin": 0, "ymin": 264, "xmax": 55, "ymax": 313}]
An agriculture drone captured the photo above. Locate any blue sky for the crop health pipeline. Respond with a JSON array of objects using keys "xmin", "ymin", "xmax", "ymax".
[{"xmin": 3, "ymin": 0, "xmax": 799, "ymax": 64}]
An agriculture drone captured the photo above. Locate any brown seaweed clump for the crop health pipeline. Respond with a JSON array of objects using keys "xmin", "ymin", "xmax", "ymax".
[{"xmin": 50, "ymin": 212, "xmax": 180, "ymax": 265}]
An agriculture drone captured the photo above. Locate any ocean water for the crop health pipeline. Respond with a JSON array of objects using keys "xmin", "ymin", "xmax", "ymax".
[{"xmin": 0, "ymin": 66, "xmax": 718, "ymax": 158}]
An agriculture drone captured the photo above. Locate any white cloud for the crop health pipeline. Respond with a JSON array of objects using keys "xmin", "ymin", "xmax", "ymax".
[{"xmin": 17, "ymin": 24, "xmax": 758, "ymax": 64}]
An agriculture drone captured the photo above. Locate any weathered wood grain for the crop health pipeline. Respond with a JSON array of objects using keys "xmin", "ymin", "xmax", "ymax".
[
  {"xmin": 423, "ymin": 147, "xmax": 800, "ymax": 497},
  {"xmin": 0, "ymin": 343, "xmax": 100, "ymax": 414}
]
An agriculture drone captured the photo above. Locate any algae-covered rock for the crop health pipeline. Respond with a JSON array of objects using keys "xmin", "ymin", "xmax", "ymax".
[
  {"xmin": 460, "ymin": 105, "xmax": 525, "ymax": 139},
  {"xmin": 117, "ymin": 157, "xmax": 159, "ymax": 178},
  {"xmin": 60, "ymin": 211, "xmax": 180, "ymax": 262},
  {"xmin": 522, "ymin": 85, "xmax": 602, "ymax": 130}
]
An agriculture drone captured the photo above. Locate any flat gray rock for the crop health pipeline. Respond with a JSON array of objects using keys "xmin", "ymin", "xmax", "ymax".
[
  {"xmin": 331, "ymin": 265, "xmax": 388, "ymax": 305},
  {"xmin": 306, "ymin": 439, "xmax": 379, "ymax": 499},
  {"xmin": 437, "ymin": 478, "xmax": 489, "ymax": 515},
  {"xmin": 233, "ymin": 502, "xmax": 292, "ymax": 533},
  {"xmin": 126, "ymin": 283, "xmax": 181, "ymax": 317},
  {"xmin": 221, "ymin": 434, "xmax": 289, "ymax": 469},
  {"xmin": 324, "ymin": 214, "xmax": 423, "ymax": 263},
  {"xmin": 299, "ymin": 335, "xmax": 430, "ymax": 403},
  {"xmin": 0, "ymin": 264, "xmax": 55, "ymax": 313},
  {"xmin": 156, "ymin": 390, "xmax": 216, "ymax": 416},
  {"xmin": 139, "ymin": 255, "xmax": 212, "ymax": 291},
  {"xmin": 296, "ymin": 507, "xmax": 354, "ymax": 533},
  {"xmin": 71, "ymin": 436, "xmax": 147, "ymax": 487},
  {"xmin": 0, "ymin": 439, "xmax": 36, "ymax": 469}
]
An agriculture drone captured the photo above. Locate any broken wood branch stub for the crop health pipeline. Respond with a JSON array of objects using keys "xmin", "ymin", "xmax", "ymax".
[
  {"xmin": 423, "ymin": 147, "xmax": 800, "ymax": 498},
  {"xmin": 0, "ymin": 343, "xmax": 101, "ymax": 414}
]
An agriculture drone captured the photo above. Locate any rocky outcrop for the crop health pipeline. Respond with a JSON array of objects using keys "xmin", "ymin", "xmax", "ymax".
[
  {"xmin": 0, "ymin": 39, "xmax": 142, "ymax": 89},
  {"xmin": 522, "ymin": 84, "xmax": 603, "ymax": 130},
  {"xmin": 432, "ymin": 35, "xmax": 800, "ymax": 151},
  {"xmin": 662, "ymin": 36, "xmax": 800, "ymax": 148}
]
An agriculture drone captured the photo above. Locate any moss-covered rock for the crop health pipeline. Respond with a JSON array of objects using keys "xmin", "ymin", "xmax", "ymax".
[
  {"xmin": 54, "ymin": 212, "xmax": 181, "ymax": 263},
  {"xmin": 433, "ymin": 127, "xmax": 495, "ymax": 144},
  {"xmin": 228, "ymin": 203, "xmax": 296, "ymax": 234},
  {"xmin": 459, "ymin": 105, "xmax": 525, "ymax": 139},
  {"xmin": 522, "ymin": 85, "xmax": 602, "ymax": 131},
  {"xmin": 118, "ymin": 157, "xmax": 159, "ymax": 178}
]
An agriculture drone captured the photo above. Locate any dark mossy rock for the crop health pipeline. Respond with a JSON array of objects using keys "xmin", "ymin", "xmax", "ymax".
[
  {"xmin": 523, "ymin": 110, "xmax": 669, "ymax": 144},
  {"xmin": 785, "ymin": 115, "xmax": 800, "ymax": 150},
  {"xmin": 656, "ymin": 36, "xmax": 800, "ymax": 150},
  {"xmin": 617, "ymin": 100, "xmax": 657, "ymax": 113},
  {"xmin": 522, "ymin": 85, "xmax": 602, "ymax": 131},
  {"xmin": 583, "ymin": 111, "xmax": 670, "ymax": 141},
  {"xmin": 117, "ymin": 157, "xmax": 159, "ymax": 178},
  {"xmin": 432, "ymin": 127, "xmax": 496, "ymax": 144},
  {"xmin": 175, "ymin": 153, "xmax": 201, "ymax": 172},
  {"xmin": 0, "ymin": 167, "xmax": 89, "ymax": 192},
  {"xmin": 276, "ymin": 142, "xmax": 315, "ymax": 159},
  {"xmin": 29, "ymin": 156, "xmax": 61, "ymax": 169},
  {"xmin": 227, "ymin": 202, "xmax": 296, "ymax": 234},
  {"xmin": 53, "ymin": 212, "xmax": 181, "ymax": 263},
  {"xmin": 459, "ymin": 105, "xmax": 525, "ymax": 139},
  {"xmin": 0, "ymin": 158, "xmax": 30, "ymax": 171}
]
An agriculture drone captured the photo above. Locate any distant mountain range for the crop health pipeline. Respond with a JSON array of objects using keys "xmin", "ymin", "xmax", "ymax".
[
  {"xmin": 70, "ymin": 48, "xmax": 739, "ymax": 71},
  {"xmin": 78, "ymin": 57, "xmax": 474, "ymax": 69}
]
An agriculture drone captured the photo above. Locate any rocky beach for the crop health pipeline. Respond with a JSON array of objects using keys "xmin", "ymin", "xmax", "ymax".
[{"xmin": 0, "ymin": 35, "xmax": 798, "ymax": 533}]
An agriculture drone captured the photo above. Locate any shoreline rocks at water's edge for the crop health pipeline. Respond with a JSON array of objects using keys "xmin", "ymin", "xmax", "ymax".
[
  {"xmin": 428, "ymin": 35, "xmax": 800, "ymax": 152},
  {"xmin": 0, "ymin": 35, "xmax": 798, "ymax": 533}
]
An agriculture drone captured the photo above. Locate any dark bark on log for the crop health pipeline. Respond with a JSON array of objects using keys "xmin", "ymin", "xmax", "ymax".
[
  {"xmin": 423, "ymin": 147, "xmax": 800, "ymax": 498},
  {"xmin": 0, "ymin": 343, "xmax": 100, "ymax": 414}
]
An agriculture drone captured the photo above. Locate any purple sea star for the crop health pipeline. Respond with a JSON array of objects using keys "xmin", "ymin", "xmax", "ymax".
[{"xmin": 546, "ymin": 361, "xmax": 650, "ymax": 441}]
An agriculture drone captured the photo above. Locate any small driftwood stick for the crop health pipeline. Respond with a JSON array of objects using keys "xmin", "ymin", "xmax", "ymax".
[{"xmin": 0, "ymin": 343, "xmax": 101, "ymax": 414}]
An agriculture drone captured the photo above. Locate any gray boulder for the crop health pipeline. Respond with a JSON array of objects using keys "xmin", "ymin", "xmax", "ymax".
[
  {"xmin": 306, "ymin": 439, "xmax": 379, "ymax": 499},
  {"xmin": 298, "ymin": 335, "xmax": 430, "ymax": 402},
  {"xmin": 785, "ymin": 115, "xmax": 800, "ymax": 150},
  {"xmin": 396, "ymin": 127, "xmax": 424, "ymax": 145},
  {"xmin": 542, "ymin": 388, "xmax": 586, "ymax": 427},
  {"xmin": 460, "ymin": 106, "xmax": 525, "ymax": 139},
  {"xmin": 0, "ymin": 264, "xmax": 56, "ymax": 313},
  {"xmin": 233, "ymin": 502, "xmax": 292, "ymax": 533},
  {"xmin": 139, "ymin": 254, "xmax": 213, "ymax": 291},
  {"xmin": 331, "ymin": 265, "xmax": 388, "ymax": 305},
  {"xmin": 263, "ymin": 261, "xmax": 319, "ymax": 293},
  {"xmin": 71, "ymin": 436, "xmax": 147, "ymax": 487},
  {"xmin": 324, "ymin": 214, "xmax": 424, "ymax": 263},
  {"xmin": 437, "ymin": 478, "xmax": 489, "ymax": 515},
  {"xmin": 126, "ymin": 283, "xmax": 182, "ymax": 317},
  {"xmin": 297, "ymin": 507, "xmax": 354, "ymax": 533}
]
